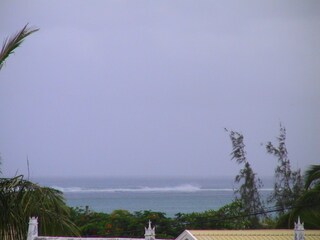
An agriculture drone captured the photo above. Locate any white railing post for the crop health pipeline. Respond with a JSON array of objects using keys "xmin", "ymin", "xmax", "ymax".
[
  {"xmin": 27, "ymin": 217, "xmax": 38, "ymax": 240},
  {"xmin": 145, "ymin": 220, "xmax": 156, "ymax": 240},
  {"xmin": 294, "ymin": 216, "xmax": 304, "ymax": 240}
]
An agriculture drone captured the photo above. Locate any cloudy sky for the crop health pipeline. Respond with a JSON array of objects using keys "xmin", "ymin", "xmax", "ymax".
[{"xmin": 0, "ymin": 1, "xmax": 319, "ymax": 178}]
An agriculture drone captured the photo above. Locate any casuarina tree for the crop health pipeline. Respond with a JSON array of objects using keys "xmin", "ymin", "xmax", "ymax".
[
  {"xmin": 227, "ymin": 129, "xmax": 265, "ymax": 228},
  {"xmin": 266, "ymin": 124, "xmax": 303, "ymax": 214}
]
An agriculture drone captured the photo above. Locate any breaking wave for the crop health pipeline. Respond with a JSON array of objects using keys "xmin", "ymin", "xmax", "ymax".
[{"xmin": 51, "ymin": 185, "xmax": 273, "ymax": 193}]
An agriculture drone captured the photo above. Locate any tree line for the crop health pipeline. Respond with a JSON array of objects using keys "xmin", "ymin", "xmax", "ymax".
[
  {"xmin": 69, "ymin": 200, "xmax": 251, "ymax": 238},
  {"xmin": 225, "ymin": 125, "xmax": 320, "ymax": 229},
  {"xmin": 68, "ymin": 125, "xmax": 319, "ymax": 237}
]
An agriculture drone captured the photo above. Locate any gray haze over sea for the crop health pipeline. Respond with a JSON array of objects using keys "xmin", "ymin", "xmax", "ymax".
[
  {"xmin": 1, "ymin": 1, "xmax": 319, "ymax": 180},
  {"xmin": 33, "ymin": 176, "xmax": 273, "ymax": 217}
]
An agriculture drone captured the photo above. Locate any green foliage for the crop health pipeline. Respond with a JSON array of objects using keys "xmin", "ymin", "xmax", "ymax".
[
  {"xmin": 0, "ymin": 24, "xmax": 39, "ymax": 70},
  {"xmin": 215, "ymin": 199, "xmax": 251, "ymax": 229},
  {"xmin": 70, "ymin": 200, "xmax": 259, "ymax": 238},
  {"xmin": 269, "ymin": 165, "xmax": 320, "ymax": 229},
  {"xmin": 266, "ymin": 124, "xmax": 304, "ymax": 214},
  {"xmin": 70, "ymin": 208, "xmax": 176, "ymax": 238},
  {"xmin": 0, "ymin": 176, "xmax": 79, "ymax": 240},
  {"xmin": 277, "ymin": 165, "xmax": 320, "ymax": 229},
  {"xmin": 175, "ymin": 200, "xmax": 250, "ymax": 230},
  {"xmin": 0, "ymin": 25, "xmax": 80, "ymax": 240},
  {"xmin": 304, "ymin": 165, "xmax": 320, "ymax": 190},
  {"xmin": 227, "ymin": 130, "xmax": 265, "ymax": 228}
]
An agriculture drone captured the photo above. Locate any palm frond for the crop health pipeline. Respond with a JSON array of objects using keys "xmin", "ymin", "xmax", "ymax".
[
  {"xmin": 0, "ymin": 24, "xmax": 39, "ymax": 70},
  {"xmin": 304, "ymin": 164, "xmax": 320, "ymax": 189},
  {"xmin": 0, "ymin": 176, "xmax": 79, "ymax": 240}
]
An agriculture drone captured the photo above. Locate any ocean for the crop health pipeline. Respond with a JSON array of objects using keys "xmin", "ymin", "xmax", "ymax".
[{"xmin": 32, "ymin": 176, "xmax": 273, "ymax": 218}]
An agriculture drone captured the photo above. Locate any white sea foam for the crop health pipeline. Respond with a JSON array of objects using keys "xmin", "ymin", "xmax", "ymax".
[
  {"xmin": 52, "ymin": 184, "xmax": 273, "ymax": 193},
  {"xmin": 51, "ymin": 185, "xmax": 271, "ymax": 193},
  {"xmin": 41, "ymin": 177, "xmax": 274, "ymax": 216},
  {"xmin": 52, "ymin": 184, "xmax": 202, "ymax": 193}
]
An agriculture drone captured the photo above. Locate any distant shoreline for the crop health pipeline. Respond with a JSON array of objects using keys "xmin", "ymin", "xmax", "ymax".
[{"xmin": 28, "ymin": 176, "xmax": 273, "ymax": 217}]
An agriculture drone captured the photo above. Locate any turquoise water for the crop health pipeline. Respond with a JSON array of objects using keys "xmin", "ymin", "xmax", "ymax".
[{"xmin": 32, "ymin": 176, "xmax": 273, "ymax": 217}]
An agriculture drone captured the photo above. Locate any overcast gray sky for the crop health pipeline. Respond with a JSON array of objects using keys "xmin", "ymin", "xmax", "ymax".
[{"xmin": 0, "ymin": 1, "xmax": 319, "ymax": 178}]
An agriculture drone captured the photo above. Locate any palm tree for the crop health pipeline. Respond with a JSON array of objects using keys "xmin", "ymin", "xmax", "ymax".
[
  {"xmin": 0, "ymin": 176, "xmax": 79, "ymax": 239},
  {"xmin": 304, "ymin": 165, "xmax": 320, "ymax": 190},
  {"xmin": 0, "ymin": 25, "xmax": 80, "ymax": 239},
  {"xmin": 276, "ymin": 165, "xmax": 320, "ymax": 229},
  {"xmin": 290, "ymin": 165, "xmax": 320, "ymax": 228}
]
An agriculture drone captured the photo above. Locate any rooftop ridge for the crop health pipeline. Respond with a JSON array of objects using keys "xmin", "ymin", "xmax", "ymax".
[{"xmin": 188, "ymin": 229, "xmax": 320, "ymax": 235}]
